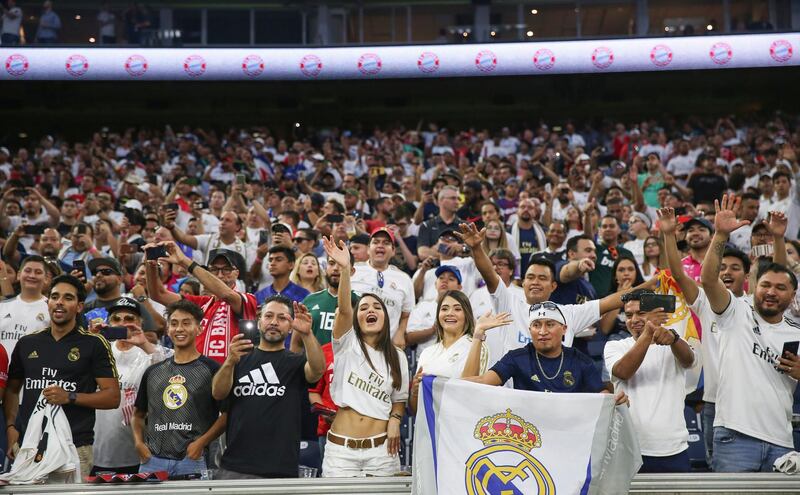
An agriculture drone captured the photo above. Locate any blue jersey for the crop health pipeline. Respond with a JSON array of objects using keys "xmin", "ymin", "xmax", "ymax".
[{"xmin": 490, "ymin": 343, "xmax": 603, "ymax": 393}]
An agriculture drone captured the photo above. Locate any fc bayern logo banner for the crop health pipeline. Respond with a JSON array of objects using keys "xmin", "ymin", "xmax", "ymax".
[
  {"xmin": 242, "ymin": 54, "xmax": 265, "ymax": 77},
  {"xmin": 357, "ymin": 53, "xmax": 382, "ymax": 75},
  {"xmin": 769, "ymin": 40, "xmax": 793, "ymax": 63},
  {"xmin": 417, "ymin": 51, "xmax": 440, "ymax": 73},
  {"xmin": 124, "ymin": 54, "xmax": 148, "ymax": 77},
  {"xmin": 650, "ymin": 44, "xmax": 673, "ymax": 67},
  {"xmin": 533, "ymin": 48, "xmax": 555, "ymax": 70},
  {"xmin": 413, "ymin": 377, "xmax": 641, "ymax": 495},
  {"xmin": 709, "ymin": 42, "xmax": 733, "ymax": 65},
  {"xmin": 65, "ymin": 54, "xmax": 89, "ymax": 77},
  {"xmin": 5, "ymin": 53, "xmax": 28, "ymax": 76},
  {"xmin": 299, "ymin": 54, "xmax": 322, "ymax": 77},
  {"xmin": 183, "ymin": 54, "xmax": 207, "ymax": 77},
  {"xmin": 591, "ymin": 47, "xmax": 614, "ymax": 69},
  {"xmin": 475, "ymin": 50, "xmax": 497, "ymax": 72}
]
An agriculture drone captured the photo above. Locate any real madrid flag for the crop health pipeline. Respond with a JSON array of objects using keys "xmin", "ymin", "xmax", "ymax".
[{"xmin": 413, "ymin": 377, "xmax": 641, "ymax": 495}]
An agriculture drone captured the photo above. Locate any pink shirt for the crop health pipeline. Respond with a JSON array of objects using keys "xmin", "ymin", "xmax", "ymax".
[{"xmin": 681, "ymin": 255, "xmax": 702, "ymax": 283}]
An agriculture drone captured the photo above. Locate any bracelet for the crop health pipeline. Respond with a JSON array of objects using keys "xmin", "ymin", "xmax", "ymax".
[
  {"xmin": 390, "ymin": 413, "xmax": 403, "ymax": 422},
  {"xmin": 669, "ymin": 329, "xmax": 680, "ymax": 345},
  {"xmin": 187, "ymin": 261, "xmax": 199, "ymax": 274},
  {"xmin": 254, "ymin": 257, "xmax": 264, "ymax": 265}
]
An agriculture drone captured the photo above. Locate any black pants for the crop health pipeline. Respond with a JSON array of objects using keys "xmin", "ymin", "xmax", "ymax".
[{"xmin": 90, "ymin": 464, "xmax": 140, "ymax": 476}]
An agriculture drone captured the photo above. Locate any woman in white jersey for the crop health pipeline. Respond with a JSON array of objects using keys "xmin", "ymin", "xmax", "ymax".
[
  {"xmin": 321, "ymin": 236, "xmax": 409, "ymax": 477},
  {"xmin": 409, "ymin": 290, "xmax": 511, "ymax": 414}
]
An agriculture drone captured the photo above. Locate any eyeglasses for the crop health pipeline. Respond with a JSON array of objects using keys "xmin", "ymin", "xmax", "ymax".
[
  {"xmin": 109, "ymin": 314, "xmax": 138, "ymax": 324},
  {"xmin": 377, "ymin": 270, "xmax": 384, "ymax": 289},
  {"xmin": 492, "ymin": 261, "xmax": 511, "ymax": 268},
  {"xmin": 208, "ymin": 266, "xmax": 235, "ymax": 275},
  {"xmin": 294, "ymin": 238, "xmax": 311, "ymax": 243},
  {"xmin": 95, "ymin": 268, "xmax": 117, "ymax": 276}
]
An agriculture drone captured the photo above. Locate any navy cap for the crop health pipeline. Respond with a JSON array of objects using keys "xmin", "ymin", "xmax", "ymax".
[
  {"xmin": 682, "ymin": 217, "xmax": 714, "ymax": 234},
  {"xmin": 108, "ymin": 296, "xmax": 142, "ymax": 316},
  {"xmin": 435, "ymin": 265, "xmax": 463, "ymax": 284}
]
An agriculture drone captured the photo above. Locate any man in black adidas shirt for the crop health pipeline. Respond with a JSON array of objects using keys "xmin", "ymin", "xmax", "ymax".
[
  {"xmin": 132, "ymin": 299, "xmax": 226, "ymax": 478},
  {"xmin": 212, "ymin": 294, "xmax": 325, "ymax": 479},
  {"xmin": 3, "ymin": 274, "xmax": 120, "ymax": 479}
]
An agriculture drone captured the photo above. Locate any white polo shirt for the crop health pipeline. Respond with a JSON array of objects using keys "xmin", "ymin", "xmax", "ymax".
[
  {"xmin": 330, "ymin": 328, "xmax": 409, "ymax": 421},
  {"xmin": 351, "ymin": 263, "xmax": 414, "ymax": 338},
  {"xmin": 604, "ymin": 337, "xmax": 692, "ymax": 457},
  {"xmin": 415, "ymin": 256, "xmax": 482, "ymax": 301},
  {"xmin": 489, "ymin": 281, "xmax": 601, "ymax": 359},
  {"xmin": 417, "ymin": 334, "xmax": 488, "ymax": 379},
  {"xmin": 713, "ymin": 293, "xmax": 799, "ymax": 448}
]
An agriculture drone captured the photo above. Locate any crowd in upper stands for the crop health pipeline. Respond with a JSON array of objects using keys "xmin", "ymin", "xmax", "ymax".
[{"xmin": 0, "ymin": 113, "xmax": 798, "ymax": 481}]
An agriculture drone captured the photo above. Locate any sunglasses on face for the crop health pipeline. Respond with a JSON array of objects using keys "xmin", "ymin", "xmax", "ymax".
[{"xmin": 95, "ymin": 268, "xmax": 117, "ymax": 276}]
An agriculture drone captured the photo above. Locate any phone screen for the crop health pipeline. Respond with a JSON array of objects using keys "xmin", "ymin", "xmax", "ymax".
[
  {"xmin": 72, "ymin": 259, "xmax": 86, "ymax": 274},
  {"xmin": 145, "ymin": 245, "xmax": 168, "ymax": 260},
  {"xmin": 100, "ymin": 326, "xmax": 129, "ymax": 341},
  {"xmin": 240, "ymin": 320, "xmax": 260, "ymax": 349},
  {"xmin": 326, "ymin": 214, "xmax": 344, "ymax": 224},
  {"xmin": 782, "ymin": 341, "xmax": 799, "ymax": 358},
  {"xmin": 639, "ymin": 294, "xmax": 677, "ymax": 313}
]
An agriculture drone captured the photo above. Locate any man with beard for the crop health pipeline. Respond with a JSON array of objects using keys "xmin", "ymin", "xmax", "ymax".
[
  {"xmin": 509, "ymin": 198, "xmax": 547, "ymax": 275},
  {"xmin": 590, "ymin": 215, "xmax": 633, "ymax": 298},
  {"xmin": 83, "ymin": 258, "xmax": 157, "ymax": 333},
  {"xmin": 145, "ymin": 244, "xmax": 258, "ymax": 364},
  {"xmin": 4, "ymin": 274, "xmax": 120, "ymax": 478},
  {"xmin": 702, "ymin": 194, "xmax": 799, "ymax": 472},
  {"xmin": 212, "ymin": 295, "xmax": 324, "ymax": 479},
  {"xmin": 1, "ymin": 225, "xmax": 64, "ymax": 269},
  {"xmin": 294, "ymin": 251, "xmax": 357, "ymax": 349},
  {"xmin": 681, "ymin": 217, "xmax": 713, "ymax": 283}
]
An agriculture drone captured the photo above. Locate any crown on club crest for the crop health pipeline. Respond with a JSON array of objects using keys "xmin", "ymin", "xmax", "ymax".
[{"xmin": 473, "ymin": 408, "xmax": 541, "ymax": 452}]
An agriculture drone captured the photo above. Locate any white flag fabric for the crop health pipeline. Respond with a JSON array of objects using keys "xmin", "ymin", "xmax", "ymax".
[{"xmin": 413, "ymin": 377, "xmax": 641, "ymax": 495}]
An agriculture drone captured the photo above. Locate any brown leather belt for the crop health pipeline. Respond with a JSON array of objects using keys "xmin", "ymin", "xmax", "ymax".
[{"xmin": 327, "ymin": 432, "xmax": 387, "ymax": 449}]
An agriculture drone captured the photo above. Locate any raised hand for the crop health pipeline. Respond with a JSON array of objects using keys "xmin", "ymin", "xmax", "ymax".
[
  {"xmin": 766, "ymin": 211, "xmax": 788, "ymax": 238},
  {"xmin": 475, "ymin": 311, "xmax": 513, "ymax": 339},
  {"xmin": 714, "ymin": 194, "xmax": 749, "ymax": 235},
  {"xmin": 454, "ymin": 222, "xmax": 485, "ymax": 249},
  {"xmin": 578, "ymin": 258, "xmax": 595, "ymax": 274},
  {"xmin": 322, "ymin": 235, "xmax": 351, "ymax": 269},
  {"xmin": 657, "ymin": 207, "xmax": 678, "ymax": 235},
  {"xmin": 160, "ymin": 241, "xmax": 188, "ymax": 266},
  {"xmin": 292, "ymin": 302, "xmax": 313, "ymax": 336}
]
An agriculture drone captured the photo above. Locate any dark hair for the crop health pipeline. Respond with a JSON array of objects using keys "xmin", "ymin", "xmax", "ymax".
[
  {"xmin": 327, "ymin": 199, "xmax": 345, "ymax": 214},
  {"xmin": 352, "ymin": 294, "xmax": 402, "ymax": 391},
  {"xmin": 741, "ymin": 192, "xmax": 760, "ymax": 202},
  {"xmin": 621, "ymin": 288, "xmax": 655, "ymax": 303},
  {"xmin": 50, "ymin": 274, "xmax": 87, "ymax": 302},
  {"xmin": 722, "ymin": 248, "xmax": 751, "ymax": 274},
  {"xmin": 166, "ymin": 299, "xmax": 205, "ymax": 325},
  {"xmin": 262, "ymin": 294, "xmax": 295, "ymax": 318},
  {"xmin": 757, "ymin": 262, "xmax": 798, "ymax": 290},
  {"xmin": 20, "ymin": 255, "xmax": 47, "ymax": 272},
  {"xmin": 773, "ymin": 171, "xmax": 792, "ymax": 183},
  {"xmin": 298, "ymin": 228, "xmax": 318, "ymax": 242},
  {"xmin": 525, "ymin": 257, "xmax": 556, "ymax": 281},
  {"xmin": 73, "ymin": 222, "xmax": 94, "ymax": 237},
  {"xmin": 481, "ymin": 201, "xmax": 502, "ymax": 220},
  {"xmin": 269, "ymin": 245, "xmax": 296, "ymax": 263},
  {"xmin": 566, "ymin": 234, "xmax": 594, "ymax": 254},
  {"xmin": 433, "ymin": 290, "xmax": 476, "ymax": 343},
  {"xmin": 280, "ymin": 210, "xmax": 301, "ymax": 225},
  {"xmin": 609, "ymin": 255, "xmax": 645, "ymax": 294},
  {"xmin": 488, "ymin": 248, "xmax": 516, "ymax": 272},
  {"xmin": 179, "ymin": 278, "xmax": 201, "ymax": 296}
]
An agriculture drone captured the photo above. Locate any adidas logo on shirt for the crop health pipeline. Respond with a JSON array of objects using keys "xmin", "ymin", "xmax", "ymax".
[
  {"xmin": 311, "ymin": 304, "xmax": 320, "ymax": 310},
  {"xmin": 3, "ymin": 314, "xmax": 10, "ymax": 319},
  {"xmin": 28, "ymin": 351, "xmax": 38, "ymax": 359},
  {"xmin": 233, "ymin": 362, "xmax": 285, "ymax": 397}
]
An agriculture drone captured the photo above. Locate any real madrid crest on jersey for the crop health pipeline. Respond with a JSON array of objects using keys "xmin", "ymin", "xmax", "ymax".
[
  {"xmin": 67, "ymin": 347, "xmax": 80, "ymax": 362},
  {"xmin": 163, "ymin": 375, "xmax": 188, "ymax": 410},
  {"xmin": 465, "ymin": 409, "xmax": 555, "ymax": 494},
  {"xmin": 563, "ymin": 370, "xmax": 575, "ymax": 387}
]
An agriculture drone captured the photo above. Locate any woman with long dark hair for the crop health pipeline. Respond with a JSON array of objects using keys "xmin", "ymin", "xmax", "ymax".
[
  {"xmin": 599, "ymin": 255, "xmax": 645, "ymax": 338},
  {"xmin": 408, "ymin": 290, "xmax": 511, "ymax": 414},
  {"xmin": 321, "ymin": 236, "xmax": 409, "ymax": 477}
]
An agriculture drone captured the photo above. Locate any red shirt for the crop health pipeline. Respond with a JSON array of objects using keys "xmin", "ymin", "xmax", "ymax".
[
  {"xmin": 309, "ymin": 343, "xmax": 336, "ymax": 437},
  {"xmin": 0, "ymin": 343, "xmax": 8, "ymax": 388},
  {"xmin": 184, "ymin": 292, "xmax": 258, "ymax": 364}
]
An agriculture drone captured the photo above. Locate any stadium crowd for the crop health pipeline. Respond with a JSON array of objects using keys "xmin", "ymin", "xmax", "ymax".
[{"xmin": 0, "ymin": 114, "xmax": 798, "ymax": 481}]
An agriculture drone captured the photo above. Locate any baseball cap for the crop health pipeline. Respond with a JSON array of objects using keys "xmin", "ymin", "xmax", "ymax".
[
  {"xmin": 311, "ymin": 153, "xmax": 325, "ymax": 161},
  {"xmin": 350, "ymin": 233, "xmax": 371, "ymax": 246},
  {"xmin": 108, "ymin": 297, "xmax": 142, "ymax": 317},
  {"xmin": 124, "ymin": 199, "xmax": 143, "ymax": 211},
  {"xmin": 681, "ymin": 217, "xmax": 714, "ymax": 234},
  {"xmin": 529, "ymin": 302, "xmax": 566, "ymax": 325},
  {"xmin": 208, "ymin": 249, "xmax": 246, "ymax": 277},
  {"xmin": 271, "ymin": 222, "xmax": 293, "ymax": 234},
  {"xmin": 88, "ymin": 257, "xmax": 122, "ymax": 276},
  {"xmin": 123, "ymin": 173, "xmax": 143, "ymax": 185},
  {"xmin": 435, "ymin": 265, "xmax": 462, "ymax": 284},
  {"xmin": 631, "ymin": 211, "xmax": 652, "ymax": 230},
  {"xmin": 370, "ymin": 227, "xmax": 396, "ymax": 244},
  {"xmin": 344, "ymin": 188, "xmax": 360, "ymax": 197},
  {"xmin": 439, "ymin": 228, "xmax": 461, "ymax": 242},
  {"xmin": 751, "ymin": 219, "xmax": 770, "ymax": 233},
  {"xmin": 576, "ymin": 153, "xmax": 590, "ymax": 162}
]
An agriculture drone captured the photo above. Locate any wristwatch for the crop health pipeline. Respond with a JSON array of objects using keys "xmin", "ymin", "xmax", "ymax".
[
  {"xmin": 68, "ymin": 392, "xmax": 77, "ymax": 405},
  {"xmin": 668, "ymin": 329, "xmax": 680, "ymax": 345},
  {"xmin": 136, "ymin": 295, "xmax": 147, "ymax": 303}
]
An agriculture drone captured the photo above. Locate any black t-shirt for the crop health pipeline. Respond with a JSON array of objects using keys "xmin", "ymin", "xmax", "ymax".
[
  {"xmin": 688, "ymin": 172, "xmax": 727, "ymax": 204},
  {"xmin": 135, "ymin": 355, "xmax": 221, "ymax": 460},
  {"xmin": 221, "ymin": 348, "xmax": 308, "ymax": 477},
  {"xmin": 9, "ymin": 325, "xmax": 118, "ymax": 447}
]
